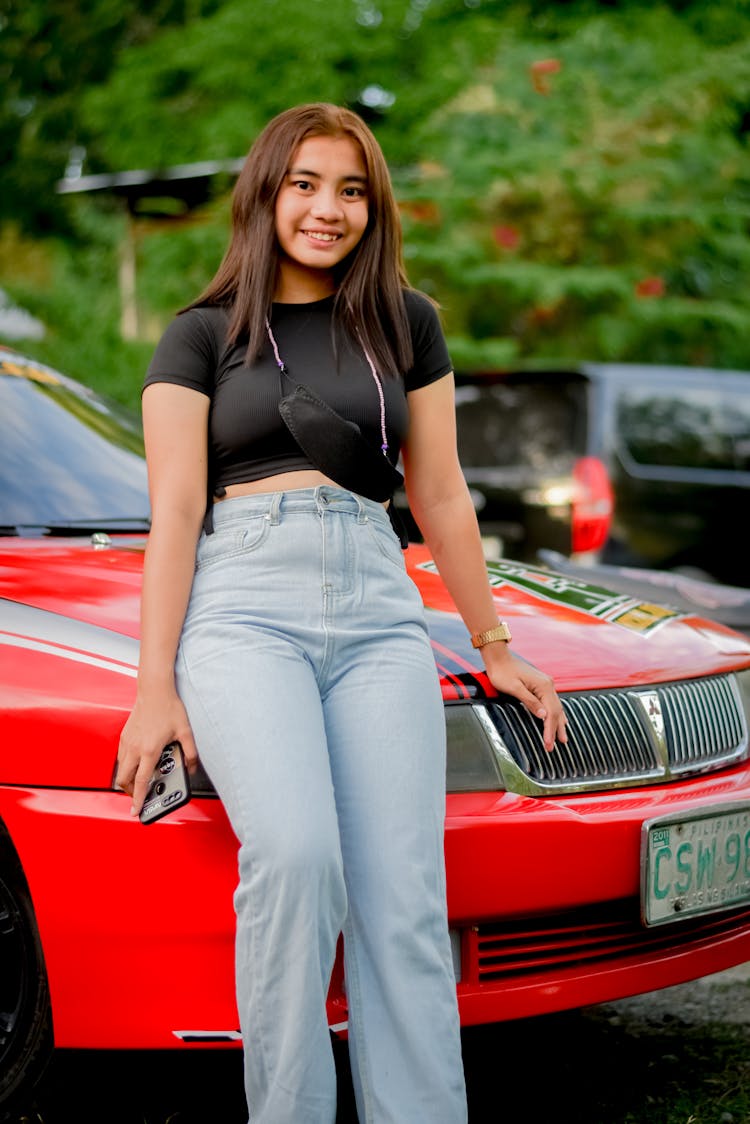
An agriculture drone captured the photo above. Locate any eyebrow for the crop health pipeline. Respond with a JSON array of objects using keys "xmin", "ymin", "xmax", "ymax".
[{"xmin": 288, "ymin": 166, "xmax": 368, "ymax": 183}]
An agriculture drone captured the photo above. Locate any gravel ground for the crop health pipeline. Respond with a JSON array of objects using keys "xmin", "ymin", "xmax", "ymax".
[{"xmin": 601, "ymin": 961, "xmax": 750, "ymax": 1028}]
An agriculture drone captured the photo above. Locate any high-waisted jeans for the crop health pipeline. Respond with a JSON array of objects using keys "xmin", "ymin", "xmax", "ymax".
[{"xmin": 175, "ymin": 487, "xmax": 467, "ymax": 1124}]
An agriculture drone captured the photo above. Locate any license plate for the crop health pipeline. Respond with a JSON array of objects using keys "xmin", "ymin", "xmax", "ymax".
[{"xmin": 641, "ymin": 802, "xmax": 750, "ymax": 926}]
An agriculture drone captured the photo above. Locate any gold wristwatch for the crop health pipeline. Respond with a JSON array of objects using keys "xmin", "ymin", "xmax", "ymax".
[{"xmin": 470, "ymin": 622, "xmax": 512, "ymax": 648}]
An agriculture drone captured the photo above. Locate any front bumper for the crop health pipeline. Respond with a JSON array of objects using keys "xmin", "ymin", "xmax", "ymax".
[{"xmin": 3, "ymin": 762, "xmax": 750, "ymax": 1049}]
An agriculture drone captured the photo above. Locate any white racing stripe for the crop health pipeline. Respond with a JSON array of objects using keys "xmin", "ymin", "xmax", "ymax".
[{"xmin": 0, "ymin": 598, "xmax": 139, "ymax": 676}]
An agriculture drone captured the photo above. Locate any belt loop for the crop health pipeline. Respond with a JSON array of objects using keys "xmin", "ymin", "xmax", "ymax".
[
  {"xmin": 315, "ymin": 485, "xmax": 330, "ymax": 512},
  {"xmin": 355, "ymin": 493, "xmax": 368, "ymax": 524},
  {"xmin": 268, "ymin": 491, "xmax": 282, "ymax": 525}
]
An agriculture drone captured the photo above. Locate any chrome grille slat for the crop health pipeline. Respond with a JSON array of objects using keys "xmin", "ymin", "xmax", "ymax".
[
  {"xmin": 663, "ymin": 681, "xmax": 689, "ymax": 763},
  {"xmin": 486, "ymin": 673, "xmax": 748, "ymax": 794},
  {"xmin": 502, "ymin": 704, "xmax": 542, "ymax": 776},
  {"xmin": 713, "ymin": 677, "xmax": 737, "ymax": 746},
  {"xmin": 687, "ymin": 680, "xmax": 710, "ymax": 755},
  {"xmin": 585, "ymin": 692, "xmax": 654, "ymax": 774},
  {"xmin": 581, "ymin": 694, "xmax": 647, "ymax": 774},
  {"xmin": 589, "ymin": 696, "xmax": 629, "ymax": 773},
  {"xmin": 570, "ymin": 704, "xmax": 600, "ymax": 774},
  {"xmin": 661, "ymin": 676, "xmax": 744, "ymax": 767},
  {"xmin": 574, "ymin": 699, "xmax": 611, "ymax": 772}
]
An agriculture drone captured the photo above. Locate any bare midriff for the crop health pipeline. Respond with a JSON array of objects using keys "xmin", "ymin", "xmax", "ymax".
[{"xmin": 215, "ymin": 470, "xmax": 389, "ymax": 507}]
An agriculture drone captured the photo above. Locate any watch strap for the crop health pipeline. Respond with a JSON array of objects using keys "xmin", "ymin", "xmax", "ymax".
[{"xmin": 470, "ymin": 622, "xmax": 512, "ymax": 648}]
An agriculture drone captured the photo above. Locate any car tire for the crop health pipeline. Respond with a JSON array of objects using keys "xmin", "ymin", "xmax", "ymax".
[{"xmin": 0, "ymin": 831, "xmax": 53, "ymax": 1113}]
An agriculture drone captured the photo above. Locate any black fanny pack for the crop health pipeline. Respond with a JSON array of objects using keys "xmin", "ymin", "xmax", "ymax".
[
  {"xmin": 278, "ymin": 383, "xmax": 408, "ymax": 547},
  {"xmin": 267, "ymin": 314, "xmax": 408, "ymax": 545},
  {"xmin": 278, "ymin": 382, "xmax": 404, "ymax": 503}
]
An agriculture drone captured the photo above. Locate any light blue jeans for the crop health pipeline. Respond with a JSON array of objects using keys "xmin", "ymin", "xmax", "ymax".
[{"xmin": 175, "ymin": 487, "xmax": 467, "ymax": 1124}]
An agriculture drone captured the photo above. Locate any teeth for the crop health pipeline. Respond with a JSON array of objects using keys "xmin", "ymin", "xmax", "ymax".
[{"xmin": 305, "ymin": 231, "xmax": 339, "ymax": 242}]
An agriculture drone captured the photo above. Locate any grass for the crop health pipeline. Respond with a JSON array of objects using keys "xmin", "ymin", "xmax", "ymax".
[{"xmin": 461, "ymin": 999, "xmax": 750, "ymax": 1124}]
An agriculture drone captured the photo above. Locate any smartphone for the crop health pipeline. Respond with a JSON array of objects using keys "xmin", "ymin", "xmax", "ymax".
[{"xmin": 139, "ymin": 742, "xmax": 192, "ymax": 825}]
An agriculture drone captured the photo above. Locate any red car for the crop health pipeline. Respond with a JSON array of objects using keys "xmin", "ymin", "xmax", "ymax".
[{"xmin": 2, "ymin": 346, "xmax": 750, "ymax": 1111}]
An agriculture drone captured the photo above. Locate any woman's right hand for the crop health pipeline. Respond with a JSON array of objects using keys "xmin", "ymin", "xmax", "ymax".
[{"xmin": 116, "ymin": 693, "xmax": 198, "ymax": 818}]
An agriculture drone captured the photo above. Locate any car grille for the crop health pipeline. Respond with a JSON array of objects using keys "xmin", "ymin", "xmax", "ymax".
[
  {"xmin": 481, "ymin": 672, "xmax": 749, "ymax": 794},
  {"xmin": 463, "ymin": 899, "xmax": 750, "ymax": 983}
]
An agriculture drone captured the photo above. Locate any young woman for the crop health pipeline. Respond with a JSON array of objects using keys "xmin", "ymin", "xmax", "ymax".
[{"xmin": 117, "ymin": 103, "xmax": 567, "ymax": 1124}]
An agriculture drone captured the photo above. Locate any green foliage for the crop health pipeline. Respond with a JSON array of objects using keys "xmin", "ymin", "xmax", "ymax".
[
  {"xmin": 400, "ymin": 3, "xmax": 750, "ymax": 367},
  {"xmin": 1, "ymin": 210, "xmax": 152, "ymax": 408},
  {"xmin": 74, "ymin": 0, "xmax": 493, "ymax": 171},
  {"xmin": 2, "ymin": 0, "xmax": 750, "ymax": 399},
  {"xmin": 135, "ymin": 202, "xmax": 232, "ymax": 315},
  {"xmin": 0, "ymin": 0, "xmax": 219, "ymax": 230}
]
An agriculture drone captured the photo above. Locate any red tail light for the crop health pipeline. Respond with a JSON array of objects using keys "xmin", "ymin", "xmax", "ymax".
[{"xmin": 571, "ymin": 456, "xmax": 613, "ymax": 554}]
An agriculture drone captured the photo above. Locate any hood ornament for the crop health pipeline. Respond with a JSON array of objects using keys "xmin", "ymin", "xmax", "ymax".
[{"xmin": 634, "ymin": 690, "xmax": 667, "ymax": 755}]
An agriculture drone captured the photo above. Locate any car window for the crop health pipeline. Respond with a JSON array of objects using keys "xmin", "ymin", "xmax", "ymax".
[
  {"xmin": 1, "ymin": 368, "xmax": 150, "ymax": 529},
  {"xmin": 616, "ymin": 383, "xmax": 750, "ymax": 471},
  {"xmin": 454, "ymin": 375, "xmax": 588, "ymax": 470}
]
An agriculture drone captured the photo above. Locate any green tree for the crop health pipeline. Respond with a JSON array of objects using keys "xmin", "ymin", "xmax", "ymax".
[
  {"xmin": 3, "ymin": 0, "xmax": 750, "ymax": 403},
  {"xmin": 400, "ymin": 3, "xmax": 750, "ymax": 368},
  {"xmin": 74, "ymin": 0, "xmax": 477, "ymax": 171},
  {"xmin": 0, "ymin": 0, "xmax": 222, "ymax": 232}
]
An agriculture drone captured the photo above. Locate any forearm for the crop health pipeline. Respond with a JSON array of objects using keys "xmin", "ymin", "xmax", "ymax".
[
  {"xmin": 414, "ymin": 483, "xmax": 567, "ymax": 748},
  {"xmin": 412, "ymin": 482, "xmax": 502, "ymax": 639},
  {"xmin": 137, "ymin": 510, "xmax": 203, "ymax": 694},
  {"xmin": 118, "ymin": 382, "xmax": 209, "ymax": 806}
]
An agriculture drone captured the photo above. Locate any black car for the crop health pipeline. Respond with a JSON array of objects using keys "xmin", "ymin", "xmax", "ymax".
[{"xmin": 398, "ymin": 363, "xmax": 750, "ymax": 588}]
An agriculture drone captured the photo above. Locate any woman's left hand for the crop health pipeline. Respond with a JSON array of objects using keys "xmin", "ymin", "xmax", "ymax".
[{"xmin": 481, "ymin": 643, "xmax": 567, "ymax": 752}]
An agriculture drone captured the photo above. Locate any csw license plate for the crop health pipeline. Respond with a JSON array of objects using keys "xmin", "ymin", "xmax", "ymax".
[{"xmin": 641, "ymin": 802, "xmax": 750, "ymax": 926}]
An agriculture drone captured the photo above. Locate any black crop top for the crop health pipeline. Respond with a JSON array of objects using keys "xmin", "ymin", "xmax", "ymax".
[{"xmin": 143, "ymin": 289, "xmax": 452, "ymax": 499}]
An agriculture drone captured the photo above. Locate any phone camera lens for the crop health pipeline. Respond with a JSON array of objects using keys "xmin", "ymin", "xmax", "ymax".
[{"xmin": 155, "ymin": 781, "xmax": 166, "ymax": 796}]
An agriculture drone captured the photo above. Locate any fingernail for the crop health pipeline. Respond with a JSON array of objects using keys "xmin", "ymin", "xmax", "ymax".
[{"xmin": 130, "ymin": 805, "xmax": 139, "ymax": 817}]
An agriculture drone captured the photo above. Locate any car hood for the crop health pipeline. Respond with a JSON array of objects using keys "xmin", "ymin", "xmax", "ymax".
[{"xmin": 1, "ymin": 538, "xmax": 749, "ymax": 697}]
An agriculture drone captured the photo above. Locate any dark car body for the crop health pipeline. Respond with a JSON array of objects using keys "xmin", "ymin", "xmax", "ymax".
[{"xmin": 398, "ymin": 363, "xmax": 750, "ymax": 587}]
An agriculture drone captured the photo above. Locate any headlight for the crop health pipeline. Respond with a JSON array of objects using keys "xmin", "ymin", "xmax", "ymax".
[
  {"xmin": 445, "ymin": 704, "xmax": 506, "ymax": 793},
  {"xmin": 113, "ymin": 706, "xmax": 511, "ymax": 800}
]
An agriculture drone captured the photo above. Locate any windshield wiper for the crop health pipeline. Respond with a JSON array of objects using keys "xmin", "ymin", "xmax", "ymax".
[{"xmin": 1, "ymin": 518, "xmax": 151, "ymax": 537}]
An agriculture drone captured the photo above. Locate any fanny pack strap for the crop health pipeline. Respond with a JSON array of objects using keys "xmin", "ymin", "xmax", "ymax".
[
  {"xmin": 266, "ymin": 317, "xmax": 393, "ymax": 460},
  {"xmin": 267, "ymin": 319, "xmax": 406, "ymax": 543},
  {"xmin": 387, "ymin": 501, "xmax": 409, "ymax": 549}
]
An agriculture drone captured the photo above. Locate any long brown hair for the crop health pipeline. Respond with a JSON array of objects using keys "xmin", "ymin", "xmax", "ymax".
[{"xmin": 187, "ymin": 103, "xmax": 413, "ymax": 374}]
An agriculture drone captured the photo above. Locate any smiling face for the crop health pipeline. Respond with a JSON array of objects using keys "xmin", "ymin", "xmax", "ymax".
[{"xmin": 273, "ymin": 134, "xmax": 370, "ymax": 301}]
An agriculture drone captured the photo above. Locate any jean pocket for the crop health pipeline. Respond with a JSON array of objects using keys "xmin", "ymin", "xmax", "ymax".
[
  {"xmin": 195, "ymin": 516, "xmax": 271, "ymax": 571},
  {"xmin": 364, "ymin": 516, "xmax": 406, "ymax": 569}
]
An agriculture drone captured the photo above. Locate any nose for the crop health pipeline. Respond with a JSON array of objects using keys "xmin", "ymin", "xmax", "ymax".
[{"xmin": 310, "ymin": 187, "xmax": 344, "ymax": 221}]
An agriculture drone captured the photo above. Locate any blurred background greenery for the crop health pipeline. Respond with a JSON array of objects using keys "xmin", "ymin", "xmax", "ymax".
[{"xmin": 1, "ymin": 0, "xmax": 749, "ymax": 408}]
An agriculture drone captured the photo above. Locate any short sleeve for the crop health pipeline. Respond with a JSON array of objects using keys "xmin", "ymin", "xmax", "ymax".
[
  {"xmin": 143, "ymin": 308, "xmax": 218, "ymax": 397},
  {"xmin": 403, "ymin": 289, "xmax": 453, "ymax": 392}
]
